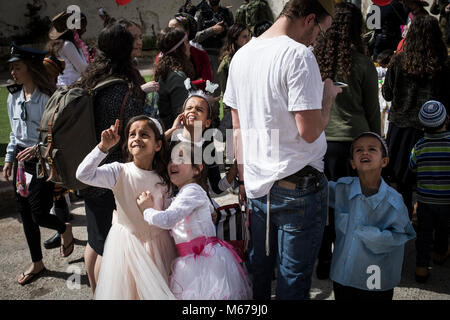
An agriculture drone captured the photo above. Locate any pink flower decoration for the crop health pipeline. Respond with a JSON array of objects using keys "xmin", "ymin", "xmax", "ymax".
[{"xmin": 74, "ymin": 31, "xmax": 93, "ymax": 63}]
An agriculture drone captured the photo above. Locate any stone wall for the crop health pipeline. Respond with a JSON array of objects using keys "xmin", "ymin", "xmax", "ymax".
[
  {"xmin": 0, "ymin": 0, "xmax": 386, "ymax": 44},
  {"xmin": 0, "ymin": 0, "xmax": 247, "ymax": 43},
  {"xmin": 1, "ymin": 0, "xmax": 437, "ymax": 51}
]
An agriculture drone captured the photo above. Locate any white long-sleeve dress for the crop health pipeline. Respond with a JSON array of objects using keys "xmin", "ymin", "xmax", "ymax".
[
  {"xmin": 56, "ymin": 41, "xmax": 88, "ymax": 86},
  {"xmin": 76, "ymin": 146, "xmax": 178, "ymax": 300},
  {"xmin": 144, "ymin": 183, "xmax": 252, "ymax": 300}
]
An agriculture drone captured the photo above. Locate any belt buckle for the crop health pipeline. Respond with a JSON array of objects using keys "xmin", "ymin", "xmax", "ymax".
[{"xmin": 298, "ymin": 174, "xmax": 320, "ymax": 189}]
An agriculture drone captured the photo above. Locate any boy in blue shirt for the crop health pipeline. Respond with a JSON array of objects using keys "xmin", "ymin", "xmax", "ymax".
[
  {"xmin": 410, "ymin": 100, "xmax": 450, "ymax": 283},
  {"xmin": 329, "ymin": 132, "xmax": 416, "ymax": 300}
]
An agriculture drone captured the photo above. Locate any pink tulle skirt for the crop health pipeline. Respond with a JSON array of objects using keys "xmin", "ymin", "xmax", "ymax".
[{"xmin": 170, "ymin": 236, "xmax": 252, "ymax": 300}]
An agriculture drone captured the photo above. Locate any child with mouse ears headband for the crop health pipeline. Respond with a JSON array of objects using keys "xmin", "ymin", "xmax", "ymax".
[{"xmin": 165, "ymin": 78, "xmax": 239, "ymax": 198}]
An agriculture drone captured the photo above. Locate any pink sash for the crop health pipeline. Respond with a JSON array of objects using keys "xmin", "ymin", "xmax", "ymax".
[{"xmin": 176, "ymin": 236, "xmax": 243, "ymax": 264}]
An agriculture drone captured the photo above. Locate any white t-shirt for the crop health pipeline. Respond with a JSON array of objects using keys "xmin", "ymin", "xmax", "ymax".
[
  {"xmin": 223, "ymin": 35, "xmax": 326, "ymax": 199},
  {"xmin": 57, "ymin": 41, "xmax": 88, "ymax": 87}
]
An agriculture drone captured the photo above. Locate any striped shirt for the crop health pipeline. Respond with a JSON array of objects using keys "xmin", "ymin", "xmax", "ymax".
[{"xmin": 409, "ymin": 131, "xmax": 450, "ymax": 205}]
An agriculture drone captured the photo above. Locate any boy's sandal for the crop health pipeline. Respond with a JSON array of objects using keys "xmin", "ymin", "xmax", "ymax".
[
  {"xmin": 60, "ymin": 239, "xmax": 74, "ymax": 258},
  {"xmin": 415, "ymin": 267, "xmax": 430, "ymax": 283},
  {"xmin": 18, "ymin": 267, "xmax": 46, "ymax": 286}
]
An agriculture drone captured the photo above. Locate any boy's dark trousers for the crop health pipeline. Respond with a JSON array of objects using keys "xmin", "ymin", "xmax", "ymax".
[
  {"xmin": 415, "ymin": 202, "xmax": 450, "ymax": 267},
  {"xmin": 333, "ymin": 282, "xmax": 394, "ymax": 300}
]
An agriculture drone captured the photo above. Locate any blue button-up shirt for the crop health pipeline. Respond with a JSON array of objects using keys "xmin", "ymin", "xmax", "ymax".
[
  {"xmin": 329, "ymin": 177, "xmax": 416, "ymax": 291},
  {"xmin": 5, "ymin": 87, "xmax": 49, "ymax": 163}
]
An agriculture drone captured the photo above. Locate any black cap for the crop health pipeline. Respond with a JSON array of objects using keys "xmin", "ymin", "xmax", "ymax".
[{"xmin": 8, "ymin": 43, "xmax": 48, "ymax": 63}]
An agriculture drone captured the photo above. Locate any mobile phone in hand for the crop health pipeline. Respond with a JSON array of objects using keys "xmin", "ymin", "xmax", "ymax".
[{"xmin": 333, "ymin": 82, "xmax": 348, "ymax": 88}]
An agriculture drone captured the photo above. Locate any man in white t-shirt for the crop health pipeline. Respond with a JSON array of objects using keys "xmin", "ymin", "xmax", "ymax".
[{"xmin": 223, "ymin": 0, "xmax": 341, "ymax": 300}]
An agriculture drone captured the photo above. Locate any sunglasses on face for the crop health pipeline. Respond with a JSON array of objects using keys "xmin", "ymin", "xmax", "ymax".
[{"xmin": 20, "ymin": 102, "xmax": 27, "ymax": 121}]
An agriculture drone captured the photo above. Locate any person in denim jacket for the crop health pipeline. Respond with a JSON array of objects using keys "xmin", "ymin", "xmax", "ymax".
[{"xmin": 329, "ymin": 132, "xmax": 416, "ymax": 300}]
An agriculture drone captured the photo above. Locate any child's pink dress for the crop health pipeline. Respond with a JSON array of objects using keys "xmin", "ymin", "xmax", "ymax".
[{"xmin": 144, "ymin": 183, "xmax": 252, "ymax": 300}]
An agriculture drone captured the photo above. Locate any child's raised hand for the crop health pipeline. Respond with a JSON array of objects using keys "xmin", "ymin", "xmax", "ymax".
[
  {"xmin": 137, "ymin": 191, "xmax": 155, "ymax": 213},
  {"xmin": 165, "ymin": 113, "xmax": 184, "ymax": 140},
  {"xmin": 98, "ymin": 119, "xmax": 120, "ymax": 153},
  {"xmin": 172, "ymin": 113, "xmax": 184, "ymax": 130}
]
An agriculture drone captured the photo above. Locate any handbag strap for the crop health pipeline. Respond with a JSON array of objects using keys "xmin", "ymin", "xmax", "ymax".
[
  {"xmin": 206, "ymin": 193, "xmax": 221, "ymax": 224},
  {"xmin": 118, "ymin": 83, "xmax": 132, "ymax": 131}
]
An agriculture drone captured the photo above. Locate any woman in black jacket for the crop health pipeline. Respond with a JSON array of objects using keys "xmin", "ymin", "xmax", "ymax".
[
  {"xmin": 382, "ymin": 15, "xmax": 450, "ymax": 216},
  {"xmin": 70, "ymin": 23, "xmax": 147, "ymax": 295}
]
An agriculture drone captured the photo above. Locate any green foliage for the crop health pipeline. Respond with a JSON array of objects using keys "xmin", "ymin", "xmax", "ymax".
[
  {"xmin": 12, "ymin": 0, "xmax": 50, "ymax": 44},
  {"xmin": 142, "ymin": 24, "xmax": 157, "ymax": 50},
  {"xmin": 0, "ymin": 87, "xmax": 11, "ymax": 166},
  {"xmin": 143, "ymin": 75, "xmax": 154, "ymax": 82}
]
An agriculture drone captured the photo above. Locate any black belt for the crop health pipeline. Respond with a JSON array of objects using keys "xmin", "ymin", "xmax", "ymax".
[{"xmin": 277, "ymin": 166, "xmax": 323, "ymax": 190}]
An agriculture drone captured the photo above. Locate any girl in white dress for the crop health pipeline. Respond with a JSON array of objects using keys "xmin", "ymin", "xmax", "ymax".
[
  {"xmin": 137, "ymin": 141, "xmax": 252, "ymax": 300},
  {"xmin": 76, "ymin": 115, "xmax": 178, "ymax": 299}
]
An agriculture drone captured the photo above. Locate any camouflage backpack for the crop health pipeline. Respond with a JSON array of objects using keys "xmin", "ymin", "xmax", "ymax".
[
  {"xmin": 234, "ymin": 2, "xmax": 249, "ymax": 26},
  {"xmin": 245, "ymin": 0, "xmax": 273, "ymax": 33},
  {"xmin": 36, "ymin": 78, "xmax": 130, "ymax": 190}
]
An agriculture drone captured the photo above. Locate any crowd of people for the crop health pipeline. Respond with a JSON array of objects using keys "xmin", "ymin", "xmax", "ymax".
[{"xmin": 2, "ymin": 0, "xmax": 449, "ymax": 300}]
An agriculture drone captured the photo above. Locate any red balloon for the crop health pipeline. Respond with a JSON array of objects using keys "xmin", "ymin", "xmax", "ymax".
[
  {"xmin": 371, "ymin": 0, "xmax": 393, "ymax": 6},
  {"xmin": 115, "ymin": 0, "xmax": 132, "ymax": 5}
]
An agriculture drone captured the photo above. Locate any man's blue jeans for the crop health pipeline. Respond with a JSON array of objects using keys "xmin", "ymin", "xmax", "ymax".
[{"xmin": 248, "ymin": 174, "xmax": 328, "ymax": 300}]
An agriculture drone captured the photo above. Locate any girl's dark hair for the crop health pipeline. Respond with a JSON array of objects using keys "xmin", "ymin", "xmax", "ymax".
[
  {"xmin": 397, "ymin": 15, "xmax": 448, "ymax": 79},
  {"xmin": 169, "ymin": 141, "xmax": 209, "ymax": 193},
  {"xmin": 122, "ymin": 115, "xmax": 172, "ymax": 190},
  {"xmin": 70, "ymin": 23, "xmax": 145, "ymax": 101},
  {"xmin": 314, "ymin": 2, "xmax": 364, "ymax": 81},
  {"xmin": 376, "ymin": 49, "xmax": 394, "ymax": 67},
  {"xmin": 13, "ymin": 59, "xmax": 56, "ymax": 96},
  {"xmin": 117, "ymin": 18, "xmax": 141, "ymax": 30},
  {"xmin": 219, "ymin": 24, "xmax": 248, "ymax": 62},
  {"xmin": 254, "ymin": 20, "xmax": 273, "ymax": 37},
  {"xmin": 172, "ymin": 13, "xmax": 198, "ymax": 41},
  {"xmin": 154, "ymin": 27, "xmax": 196, "ymax": 81}
]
